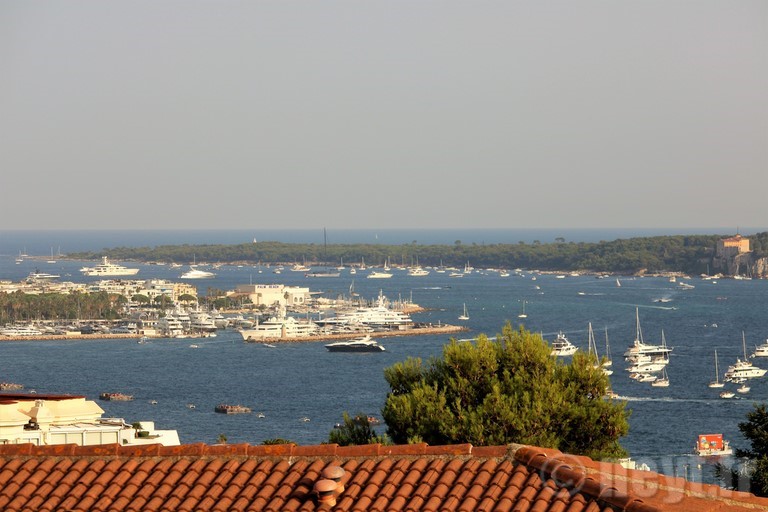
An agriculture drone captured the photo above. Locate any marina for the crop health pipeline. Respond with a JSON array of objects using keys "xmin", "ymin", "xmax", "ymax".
[{"xmin": 1, "ymin": 248, "xmax": 768, "ymax": 484}]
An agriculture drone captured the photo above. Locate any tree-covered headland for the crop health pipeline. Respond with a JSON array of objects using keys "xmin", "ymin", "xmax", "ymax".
[{"xmin": 68, "ymin": 232, "xmax": 768, "ymax": 276}]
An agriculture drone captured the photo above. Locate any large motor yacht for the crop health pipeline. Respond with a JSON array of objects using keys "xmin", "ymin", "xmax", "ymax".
[{"xmin": 80, "ymin": 256, "xmax": 140, "ymax": 276}]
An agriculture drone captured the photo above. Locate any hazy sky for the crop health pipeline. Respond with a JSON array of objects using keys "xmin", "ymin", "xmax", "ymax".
[{"xmin": 1, "ymin": 1, "xmax": 766, "ymax": 230}]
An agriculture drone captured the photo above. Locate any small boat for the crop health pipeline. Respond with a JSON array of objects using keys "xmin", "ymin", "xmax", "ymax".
[
  {"xmin": 518, "ymin": 300, "xmax": 527, "ymax": 319},
  {"xmin": 719, "ymin": 390, "xmax": 735, "ymax": 399},
  {"xmin": 300, "ymin": 416, "xmax": 311, "ymax": 422},
  {"xmin": 737, "ymin": 383, "xmax": 750, "ymax": 394},
  {"xmin": 256, "ymin": 412, "xmax": 266, "ymax": 418},
  {"xmin": 99, "ymin": 392, "xmax": 134, "ymax": 401},
  {"xmin": 187, "ymin": 403, "xmax": 196, "ymax": 409},
  {"xmin": 695, "ymin": 434, "xmax": 733, "ymax": 456},
  {"xmin": 325, "ymin": 335, "xmax": 385, "ymax": 352},
  {"xmin": 214, "ymin": 404, "xmax": 252, "ymax": 414},
  {"xmin": 149, "ymin": 400, "xmax": 158, "ymax": 405},
  {"xmin": 458, "ymin": 304, "xmax": 469, "ymax": 321}
]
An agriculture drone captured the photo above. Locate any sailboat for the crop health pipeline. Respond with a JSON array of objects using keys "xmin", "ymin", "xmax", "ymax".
[
  {"xmin": 616, "ymin": 278, "xmax": 621, "ymax": 287},
  {"xmin": 603, "ymin": 327, "xmax": 613, "ymax": 367},
  {"xmin": 458, "ymin": 304, "xmax": 469, "ymax": 321},
  {"xmin": 518, "ymin": 300, "xmax": 527, "ymax": 319},
  {"xmin": 587, "ymin": 322, "xmax": 612, "ymax": 375},
  {"xmin": 708, "ymin": 350, "xmax": 724, "ymax": 388},
  {"xmin": 651, "ymin": 367, "xmax": 670, "ymax": 387}
]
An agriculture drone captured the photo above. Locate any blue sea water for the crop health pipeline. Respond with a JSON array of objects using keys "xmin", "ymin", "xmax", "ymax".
[{"xmin": 1, "ymin": 229, "xmax": 767, "ymax": 483}]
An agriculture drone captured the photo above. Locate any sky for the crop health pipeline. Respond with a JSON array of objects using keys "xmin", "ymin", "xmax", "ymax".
[{"xmin": 1, "ymin": 1, "xmax": 766, "ymax": 231}]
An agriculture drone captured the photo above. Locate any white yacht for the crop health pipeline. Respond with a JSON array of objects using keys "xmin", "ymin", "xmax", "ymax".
[
  {"xmin": 239, "ymin": 306, "xmax": 319, "ymax": 340},
  {"xmin": 188, "ymin": 310, "xmax": 217, "ymax": 332},
  {"xmin": 623, "ymin": 309, "xmax": 673, "ymax": 361},
  {"xmin": 325, "ymin": 335, "xmax": 385, "ymax": 352},
  {"xmin": 367, "ymin": 271, "xmax": 393, "ymax": 279},
  {"xmin": 180, "ymin": 266, "xmax": 216, "ymax": 279},
  {"xmin": 80, "ymin": 256, "xmax": 140, "ymax": 276},
  {"xmin": 752, "ymin": 339, "xmax": 768, "ymax": 357},
  {"xmin": 407, "ymin": 267, "xmax": 429, "ymax": 277},
  {"xmin": 724, "ymin": 332, "xmax": 767, "ymax": 381},
  {"xmin": 156, "ymin": 315, "xmax": 185, "ymax": 337},
  {"xmin": 314, "ymin": 292, "xmax": 413, "ymax": 331},
  {"xmin": 1, "ymin": 325, "xmax": 44, "ymax": 337},
  {"xmin": 550, "ymin": 332, "xmax": 578, "ymax": 356},
  {"xmin": 25, "ymin": 269, "xmax": 61, "ymax": 282}
]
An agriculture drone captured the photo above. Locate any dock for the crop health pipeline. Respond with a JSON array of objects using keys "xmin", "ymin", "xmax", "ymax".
[{"xmin": 243, "ymin": 323, "xmax": 468, "ymax": 344}]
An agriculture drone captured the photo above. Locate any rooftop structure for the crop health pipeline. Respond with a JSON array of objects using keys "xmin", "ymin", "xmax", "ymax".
[
  {"xmin": 0, "ymin": 442, "xmax": 763, "ymax": 511},
  {"xmin": 0, "ymin": 393, "xmax": 179, "ymax": 448}
]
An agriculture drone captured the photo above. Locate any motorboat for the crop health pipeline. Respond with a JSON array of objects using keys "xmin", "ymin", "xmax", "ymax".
[
  {"xmin": 623, "ymin": 309, "xmax": 673, "ymax": 361},
  {"xmin": 407, "ymin": 267, "xmax": 429, "ymax": 277},
  {"xmin": 180, "ymin": 266, "xmax": 216, "ymax": 279},
  {"xmin": 724, "ymin": 332, "xmax": 767, "ymax": 381},
  {"xmin": 0, "ymin": 325, "xmax": 44, "ymax": 337},
  {"xmin": 367, "ymin": 271, "xmax": 393, "ymax": 279},
  {"xmin": 550, "ymin": 332, "xmax": 578, "ymax": 357},
  {"xmin": 325, "ymin": 335, "xmax": 385, "ymax": 352},
  {"xmin": 719, "ymin": 390, "xmax": 735, "ymax": 399},
  {"xmin": 214, "ymin": 404, "xmax": 252, "ymax": 414},
  {"xmin": 25, "ymin": 269, "xmax": 61, "ymax": 282},
  {"xmin": 695, "ymin": 434, "xmax": 733, "ymax": 456},
  {"xmin": 752, "ymin": 339, "xmax": 768, "ymax": 357},
  {"xmin": 80, "ymin": 256, "xmax": 140, "ymax": 276},
  {"xmin": 314, "ymin": 291, "xmax": 413, "ymax": 331},
  {"xmin": 239, "ymin": 306, "xmax": 319, "ymax": 340}
]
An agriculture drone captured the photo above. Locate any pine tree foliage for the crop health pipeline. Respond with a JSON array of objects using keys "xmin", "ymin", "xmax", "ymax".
[{"xmin": 382, "ymin": 323, "xmax": 629, "ymax": 460}]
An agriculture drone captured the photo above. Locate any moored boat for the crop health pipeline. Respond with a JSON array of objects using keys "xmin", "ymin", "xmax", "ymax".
[
  {"xmin": 214, "ymin": 404, "xmax": 252, "ymax": 414},
  {"xmin": 99, "ymin": 392, "xmax": 134, "ymax": 401},
  {"xmin": 80, "ymin": 256, "xmax": 140, "ymax": 276},
  {"xmin": 325, "ymin": 335, "xmax": 385, "ymax": 352},
  {"xmin": 695, "ymin": 434, "xmax": 732, "ymax": 456},
  {"xmin": 550, "ymin": 332, "xmax": 578, "ymax": 356}
]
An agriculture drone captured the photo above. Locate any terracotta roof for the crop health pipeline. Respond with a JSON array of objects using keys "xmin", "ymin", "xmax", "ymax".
[{"xmin": 0, "ymin": 442, "xmax": 766, "ymax": 512}]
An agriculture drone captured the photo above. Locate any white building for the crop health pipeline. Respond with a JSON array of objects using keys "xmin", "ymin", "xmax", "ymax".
[
  {"xmin": 0, "ymin": 394, "xmax": 179, "ymax": 447},
  {"xmin": 232, "ymin": 284, "xmax": 311, "ymax": 307}
]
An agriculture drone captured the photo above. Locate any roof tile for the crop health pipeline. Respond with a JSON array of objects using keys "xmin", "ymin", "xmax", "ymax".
[{"xmin": 0, "ymin": 442, "xmax": 766, "ymax": 512}]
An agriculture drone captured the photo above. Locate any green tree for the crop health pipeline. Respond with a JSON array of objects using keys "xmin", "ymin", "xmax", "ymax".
[
  {"xmin": 328, "ymin": 412, "xmax": 390, "ymax": 446},
  {"xmin": 381, "ymin": 323, "xmax": 629, "ymax": 460},
  {"xmin": 720, "ymin": 404, "xmax": 768, "ymax": 496}
]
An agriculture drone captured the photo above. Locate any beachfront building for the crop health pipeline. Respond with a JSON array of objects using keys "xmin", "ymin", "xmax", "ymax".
[
  {"xmin": 0, "ymin": 393, "xmax": 179, "ymax": 447},
  {"xmin": 231, "ymin": 284, "xmax": 311, "ymax": 308}
]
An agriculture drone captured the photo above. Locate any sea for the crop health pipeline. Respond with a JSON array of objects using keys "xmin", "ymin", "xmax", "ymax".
[{"xmin": 2, "ymin": 228, "xmax": 768, "ymax": 485}]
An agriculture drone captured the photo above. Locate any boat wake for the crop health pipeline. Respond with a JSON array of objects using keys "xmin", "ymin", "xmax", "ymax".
[{"xmin": 615, "ymin": 396, "xmax": 726, "ymax": 404}]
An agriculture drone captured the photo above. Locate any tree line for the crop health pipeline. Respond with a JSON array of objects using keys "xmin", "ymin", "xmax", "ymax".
[{"xmin": 65, "ymin": 232, "xmax": 762, "ymax": 275}]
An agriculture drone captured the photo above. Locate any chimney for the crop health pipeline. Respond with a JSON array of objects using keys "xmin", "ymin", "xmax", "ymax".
[
  {"xmin": 314, "ymin": 479, "xmax": 337, "ymax": 507},
  {"xmin": 321, "ymin": 465, "xmax": 346, "ymax": 493}
]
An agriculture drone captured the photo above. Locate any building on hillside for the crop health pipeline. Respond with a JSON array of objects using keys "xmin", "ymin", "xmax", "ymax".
[
  {"xmin": 0, "ymin": 393, "xmax": 179, "ymax": 447},
  {"xmin": 231, "ymin": 284, "xmax": 311, "ymax": 307},
  {"xmin": 717, "ymin": 234, "xmax": 751, "ymax": 258}
]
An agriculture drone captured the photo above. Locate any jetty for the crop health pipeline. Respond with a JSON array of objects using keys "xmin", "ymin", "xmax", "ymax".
[{"xmin": 243, "ymin": 323, "xmax": 467, "ymax": 344}]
